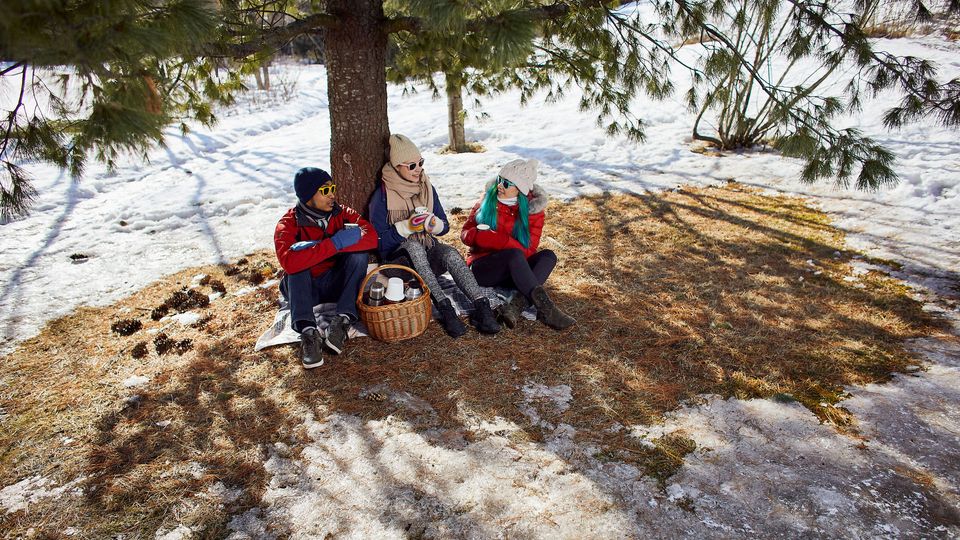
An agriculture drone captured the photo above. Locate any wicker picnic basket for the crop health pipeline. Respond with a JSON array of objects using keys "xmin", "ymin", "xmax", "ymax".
[{"xmin": 357, "ymin": 264, "xmax": 432, "ymax": 342}]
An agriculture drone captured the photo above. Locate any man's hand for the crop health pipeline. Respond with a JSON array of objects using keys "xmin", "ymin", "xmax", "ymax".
[{"xmin": 331, "ymin": 227, "xmax": 362, "ymax": 251}]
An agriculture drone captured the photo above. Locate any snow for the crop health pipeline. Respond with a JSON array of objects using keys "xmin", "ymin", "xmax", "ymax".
[
  {"xmin": 155, "ymin": 524, "xmax": 193, "ymax": 540},
  {"xmin": 229, "ymin": 316, "xmax": 960, "ymax": 536},
  {"xmin": 1, "ymin": 27, "xmax": 959, "ymax": 538},
  {"xmin": 2, "ymin": 35, "xmax": 959, "ymax": 354},
  {"xmin": 0, "ymin": 475, "xmax": 83, "ymax": 514},
  {"xmin": 122, "ymin": 374, "xmax": 150, "ymax": 388},
  {"xmin": 169, "ymin": 311, "xmax": 202, "ymax": 326}
]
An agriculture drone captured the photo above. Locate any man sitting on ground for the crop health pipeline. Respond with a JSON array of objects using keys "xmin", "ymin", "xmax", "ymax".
[{"xmin": 274, "ymin": 167, "xmax": 378, "ymax": 369}]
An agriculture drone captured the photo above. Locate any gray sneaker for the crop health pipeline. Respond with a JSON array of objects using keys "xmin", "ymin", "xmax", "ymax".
[
  {"xmin": 300, "ymin": 327, "xmax": 324, "ymax": 369},
  {"xmin": 324, "ymin": 315, "xmax": 351, "ymax": 354}
]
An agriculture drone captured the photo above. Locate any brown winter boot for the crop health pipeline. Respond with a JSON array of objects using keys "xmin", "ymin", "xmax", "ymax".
[
  {"xmin": 498, "ymin": 293, "xmax": 530, "ymax": 329},
  {"xmin": 530, "ymin": 287, "xmax": 575, "ymax": 330}
]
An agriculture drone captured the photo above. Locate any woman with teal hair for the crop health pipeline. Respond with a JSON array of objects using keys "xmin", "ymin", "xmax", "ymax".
[{"xmin": 461, "ymin": 159, "xmax": 575, "ymax": 330}]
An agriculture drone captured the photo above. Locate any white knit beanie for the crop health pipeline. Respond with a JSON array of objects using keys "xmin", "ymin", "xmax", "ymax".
[
  {"xmin": 389, "ymin": 134, "xmax": 422, "ymax": 167},
  {"xmin": 498, "ymin": 158, "xmax": 539, "ymax": 196}
]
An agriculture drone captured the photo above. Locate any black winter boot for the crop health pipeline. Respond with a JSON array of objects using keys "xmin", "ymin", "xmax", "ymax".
[
  {"xmin": 498, "ymin": 293, "xmax": 530, "ymax": 329},
  {"xmin": 437, "ymin": 298, "xmax": 468, "ymax": 338},
  {"xmin": 469, "ymin": 297, "xmax": 501, "ymax": 334},
  {"xmin": 324, "ymin": 314, "xmax": 351, "ymax": 354},
  {"xmin": 300, "ymin": 327, "xmax": 325, "ymax": 369},
  {"xmin": 531, "ymin": 287, "xmax": 576, "ymax": 330}
]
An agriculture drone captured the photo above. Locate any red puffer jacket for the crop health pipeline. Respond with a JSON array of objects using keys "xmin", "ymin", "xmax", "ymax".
[
  {"xmin": 460, "ymin": 182, "xmax": 548, "ymax": 265},
  {"xmin": 274, "ymin": 203, "xmax": 378, "ymax": 277}
]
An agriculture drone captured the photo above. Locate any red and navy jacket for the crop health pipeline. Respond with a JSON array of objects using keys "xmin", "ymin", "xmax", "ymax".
[
  {"xmin": 274, "ymin": 203, "xmax": 378, "ymax": 277},
  {"xmin": 460, "ymin": 182, "xmax": 548, "ymax": 266}
]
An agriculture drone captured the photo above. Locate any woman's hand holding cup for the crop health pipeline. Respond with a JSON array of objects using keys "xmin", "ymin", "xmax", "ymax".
[
  {"xmin": 409, "ymin": 213, "xmax": 429, "ymax": 233},
  {"xmin": 407, "ymin": 206, "xmax": 430, "ymax": 233},
  {"xmin": 425, "ymin": 214, "xmax": 444, "ymax": 234}
]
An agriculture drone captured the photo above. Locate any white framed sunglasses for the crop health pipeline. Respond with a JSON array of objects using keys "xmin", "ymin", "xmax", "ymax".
[{"xmin": 402, "ymin": 158, "xmax": 425, "ymax": 171}]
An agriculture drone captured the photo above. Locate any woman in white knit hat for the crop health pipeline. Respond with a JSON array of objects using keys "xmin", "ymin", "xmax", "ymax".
[
  {"xmin": 460, "ymin": 159, "xmax": 575, "ymax": 330},
  {"xmin": 368, "ymin": 134, "xmax": 501, "ymax": 337}
]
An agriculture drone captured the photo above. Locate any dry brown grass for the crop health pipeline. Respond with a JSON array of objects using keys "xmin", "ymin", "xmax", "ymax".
[
  {"xmin": 439, "ymin": 142, "xmax": 486, "ymax": 154},
  {"xmin": 0, "ymin": 184, "xmax": 948, "ymax": 537},
  {"xmin": 862, "ymin": 21, "xmax": 917, "ymax": 39}
]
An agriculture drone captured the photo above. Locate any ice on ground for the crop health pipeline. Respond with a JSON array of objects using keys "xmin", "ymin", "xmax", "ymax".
[
  {"xmin": 521, "ymin": 382, "xmax": 573, "ymax": 413},
  {"xmin": 170, "ymin": 311, "xmax": 202, "ymax": 326},
  {"xmin": 0, "ymin": 475, "xmax": 84, "ymax": 514},
  {"xmin": 155, "ymin": 524, "xmax": 193, "ymax": 540},
  {"xmin": 227, "ymin": 508, "xmax": 275, "ymax": 540},
  {"xmin": 122, "ymin": 374, "xmax": 150, "ymax": 388},
  {"xmin": 252, "ymin": 412, "xmax": 641, "ymax": 539}
]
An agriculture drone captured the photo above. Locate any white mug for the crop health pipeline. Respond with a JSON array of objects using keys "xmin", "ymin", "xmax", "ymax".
[{"xmin": 384, "ymin": 277, "xmax": 405, "ymax": 302}]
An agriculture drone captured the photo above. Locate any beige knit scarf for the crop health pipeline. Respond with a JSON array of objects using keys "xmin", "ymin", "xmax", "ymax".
[{"xmin": 381, "ymin": 162, "xmax": 435, "ymax": 248}]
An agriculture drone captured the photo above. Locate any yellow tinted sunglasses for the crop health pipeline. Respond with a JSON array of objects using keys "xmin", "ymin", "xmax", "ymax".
[{"xmin": 315, "ymin": 184, "xmax": 337, "ymax": 197}]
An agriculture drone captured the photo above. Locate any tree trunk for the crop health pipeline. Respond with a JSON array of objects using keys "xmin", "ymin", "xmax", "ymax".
[
  {"xmin": 261, "ymin": 64, "xmax": 271, "ymax": 91},
  {"xmin": 324, "ymin": 0, "xmax": 390, "ymax": 213},
  {"xmin": 445, "ymin": 72, "xmax": 468, "ymax": 152},
  {"xmin": 253, "ymin": 68, "xmax": 265, "ymax": 90}
]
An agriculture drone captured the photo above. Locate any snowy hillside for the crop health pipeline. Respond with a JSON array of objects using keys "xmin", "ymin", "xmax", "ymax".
[{"xmin": 1, "ymin": 36, "xmax": 958, "ymax": 353}]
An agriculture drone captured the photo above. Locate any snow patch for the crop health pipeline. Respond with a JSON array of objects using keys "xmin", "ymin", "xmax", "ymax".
[
  {"xmin": 122, "ymin": 375, "xmax": 150, "ymax": 388},
  {"xmin": 155, "ymin": 524, "xmax": 193, "ymax": 540},
  {"xmin": 170, "ymin": 311, "xmax": 202, "ymax": 326},
  {"xmin": 0, "ymin": 475, "xmax": 84, "ymax": 514}
]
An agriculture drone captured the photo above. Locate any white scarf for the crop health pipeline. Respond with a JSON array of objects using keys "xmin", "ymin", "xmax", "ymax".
[{"xmin": 497, "ymin": 196, "xmax": 518, "ymax": 206}]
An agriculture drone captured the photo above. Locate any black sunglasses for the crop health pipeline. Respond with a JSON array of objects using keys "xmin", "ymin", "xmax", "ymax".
[{"xmin": 403, "ymin": 158, "xmax": 425, "ymax": 171}]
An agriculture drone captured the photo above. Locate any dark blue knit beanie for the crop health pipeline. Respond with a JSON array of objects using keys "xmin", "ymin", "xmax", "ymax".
[{"xmin": 294, "ymin": 167, "xmax": 333, "ymax": 204}]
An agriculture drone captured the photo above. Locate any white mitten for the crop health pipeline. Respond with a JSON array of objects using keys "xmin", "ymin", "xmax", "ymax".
[
  {"xmin": 425, "ymin": 213, "xmax": 445, "ymax": 234},
  {"xmin": 395, "ymin": 219, "xmax": 414, "ymax": 238}
]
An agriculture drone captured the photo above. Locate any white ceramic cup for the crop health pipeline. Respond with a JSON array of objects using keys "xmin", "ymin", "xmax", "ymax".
[{"xmin": 384, "ymin": 277, "xmax": 406, "ymax": 302}]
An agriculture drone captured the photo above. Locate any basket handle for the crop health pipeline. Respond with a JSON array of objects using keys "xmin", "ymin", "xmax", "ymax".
[{"xmin": 356, "ymin": 263, "xmax": 432, "ymax": 304}]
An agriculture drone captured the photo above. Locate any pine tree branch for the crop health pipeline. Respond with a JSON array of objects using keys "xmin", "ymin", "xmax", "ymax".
[
  {"xmin": 210, "ymin": 12, "xmax": 339, "ymax": 58},
  {"xmin": 785, "ymin": 0, "xmax": 956, "ymax": 120},
  {"xmin": 383, "ymin": 3, "xmax": 572, "ymax": 35},
  {"xmin": 0, "ymin": 65, "xmax": 28, "ymax": 162},
  {"xmin": 383, "ymin": 16, "xmax": 422, "ymax": 34},
  {"xmin": 0, "ymin": 63, "xmax": 25, "ymax": 77}
]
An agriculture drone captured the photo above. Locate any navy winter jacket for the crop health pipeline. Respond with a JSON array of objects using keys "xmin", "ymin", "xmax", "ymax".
[{"xmin": 368, "ymin": 183, "xmax": 451, "ymax": 260}]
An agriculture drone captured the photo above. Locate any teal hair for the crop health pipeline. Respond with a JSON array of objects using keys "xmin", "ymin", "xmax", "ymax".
[
  {"xmin": 476, "ymin": 178, "xmax": 530, "ymax": 248},
  {"xmin": 513, "ymin": 193, "xmax": 530, "ymax": 248}
]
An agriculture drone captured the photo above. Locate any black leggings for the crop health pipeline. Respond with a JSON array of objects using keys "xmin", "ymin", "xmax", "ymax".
[{"xmin": 470, "ymin": 249, "xmax": 557, "ymax": 299}]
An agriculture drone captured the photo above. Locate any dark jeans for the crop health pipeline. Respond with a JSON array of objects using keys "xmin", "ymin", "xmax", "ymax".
[
  {"xmin": 470, "ymin": 249, "xmax": 557, "ymax": 299},
  {"xmin": 280, "ymin": 252, "xmax": 367, "ymax": 333}
]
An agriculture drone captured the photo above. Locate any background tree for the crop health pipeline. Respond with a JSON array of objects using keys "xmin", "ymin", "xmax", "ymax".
[
  {"xmin": 3, "ymin": 0, "xmax": 959, "ymax": 217},
  {"xmin": 678, "ymin": 0, "xmax": 960, "ymax": 188},
  {"xmin": 384, "ymin": 0, "xmax": 539, "ymax": 153},
  {"xmin": 0, "ymin": 0, "xmax": 246, "ymax": 221}
]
